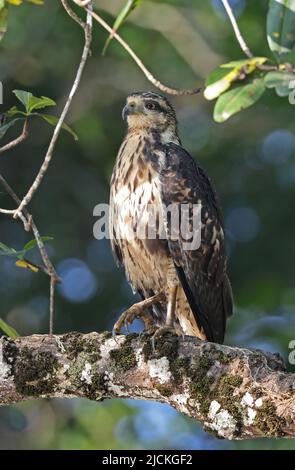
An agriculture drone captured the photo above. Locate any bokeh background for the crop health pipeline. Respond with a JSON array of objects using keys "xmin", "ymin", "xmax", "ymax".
[{"xmin": 0, "ymin": 0, "xmax": 295, "ymax": 450}]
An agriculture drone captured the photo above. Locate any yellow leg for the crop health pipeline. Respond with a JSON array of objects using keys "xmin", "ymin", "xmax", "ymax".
[{"xmin": 112, "ymin": 292, "xmax": 164, "ymax": 337}]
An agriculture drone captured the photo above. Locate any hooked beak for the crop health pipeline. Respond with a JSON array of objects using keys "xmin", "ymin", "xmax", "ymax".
[{"xmin": 122, "ymin": 102, "xmax": 139, "ymax": 121}]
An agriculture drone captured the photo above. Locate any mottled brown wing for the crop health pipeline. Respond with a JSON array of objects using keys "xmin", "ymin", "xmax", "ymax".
[{"xmin": 159, "ymin": 142, "xmax": 233, "ymax": 343}]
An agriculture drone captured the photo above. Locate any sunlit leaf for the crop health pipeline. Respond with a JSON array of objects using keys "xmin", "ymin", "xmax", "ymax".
[
  {"xmin": 38, "ymin": 113, "xmax": 78, "ymax": 140},
  {"xmin": 26, "ymin": 0, "xmax": 44, "ymax": 4},
  {"xmin": 204, "ymin": 58, "xmax": 267, "ymax": 101},
  {"xmin": 204, "ymin": 69, "xmax": 239, "ymax": 100},
  {"xmin": 220, "ymin": 57, "xmax": 267, "ymax": 69},
  {"xmin": 213, "ymin": 78, "xmax": 265, "ymax": 123},
  {"xmin": 0, "ymin": 318, "xmax": 19, "ymax": 338},
  {"xmin": 23, "ymin": 236, "xmax": 53, "ymax": 252},
  {"xmin": 6, "ymin": 106, "xmax": 27, "ymax": 117},
  {"xmin": 102, "ymin": 0, "xmax": 143, "ymax": 55},
  {"xmin": 15, "ymin": 259, "xmax": 39, "ymax": 272},
  {"xmin": 6, "ymin": 0, "xmax": 23, "ymax": 5},
  {"xmin": 267, "ymin": 0, "xmax": 295, "ymax": 58}
]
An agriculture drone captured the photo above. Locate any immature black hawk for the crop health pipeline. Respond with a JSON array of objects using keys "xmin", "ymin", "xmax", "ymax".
[{"xmin": 110, "ymin": 92, "xmax": 233, "ymax": 343}]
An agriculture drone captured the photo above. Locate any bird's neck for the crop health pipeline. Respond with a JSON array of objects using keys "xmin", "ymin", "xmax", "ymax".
[{"xmin": 127, "ymin": 125, "xmax": 180, "ymax": 146}]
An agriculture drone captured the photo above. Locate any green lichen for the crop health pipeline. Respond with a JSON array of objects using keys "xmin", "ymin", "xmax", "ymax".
[
  {"xmin": 187, "ymin": 354, "xmax": 214, "ymax": 413},
  {"xmin": 254, "ymin": 399, "xmax": 286, "ymax": 437},
  {"xmin": 141, "ymin": 334, "xmax": 179, "ymax": 363},
  {"xmin": 155, "ymin": 384, "xmax": 173, "ymax": 397},
  {"xmin": 214, "ymin": 350, "xmax": 231, "ymax": 364},
  {"xmin": 218, "ymin": 375, "xmax": 243, "ymax": 395},
  {"xmin": 61, "ymin": 332, "xmax": 101, "ymax": 362},
  {"xmin": 13, "ymin": 346, "xmax": 58, "ymax": 396},
  {"xmin": 110, "ymin": 344, "xmax": 137, "ymax": 372}
]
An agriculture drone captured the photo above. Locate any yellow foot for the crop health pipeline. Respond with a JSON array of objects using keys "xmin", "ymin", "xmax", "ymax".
[{"xmin": 112, "ymin": 307, "xmax": 155, "ymax": 338}]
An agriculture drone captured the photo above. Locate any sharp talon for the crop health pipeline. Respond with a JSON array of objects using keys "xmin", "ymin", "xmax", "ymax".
[
  {"xmin": 112, "ymin": 327, "xmax": 119, "ymax": 342},
  {"xmin": 124, "ymin": 319, "xmax": 130, "ymax": 333}
]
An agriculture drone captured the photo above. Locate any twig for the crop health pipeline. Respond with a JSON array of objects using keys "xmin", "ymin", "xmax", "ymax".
[
  {"xmin": 0, "ymin": 174, "xmax": 59, "ymax": 281},
  {"xmin": 0, "ymin": 119, "xmax": 29, "ymax": 155},
  {"xmin": 49, "ymin": 277, "xmax": 56, "ymax": 335},
  {"xmin": 61, "ymin": 0, "xmax": 86, "ymax": 30},
  {"xmin": 221, "ymin": 0, "xmax": 253, "ymax": 58},
  {"xmin": 11, "ymin": 3, "xmax": 93, "ymax": 220},
  {"xmin": 74, "ymin": 2, "xmax": 201, "ymax": 96},
  {"xmin": 0, "ymin": 174, "xmax": 60, "ymax": 334}
]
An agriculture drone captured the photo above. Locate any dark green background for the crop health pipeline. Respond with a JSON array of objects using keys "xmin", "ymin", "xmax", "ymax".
[{"xmin": 0, "ymin": 0, "xmax": 294, "ymax": 449}]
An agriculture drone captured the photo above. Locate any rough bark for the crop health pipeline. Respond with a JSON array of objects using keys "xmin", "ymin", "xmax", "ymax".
[{"xmin": 0, "ymin": 331, "xmax": 294, "ymax": 440}]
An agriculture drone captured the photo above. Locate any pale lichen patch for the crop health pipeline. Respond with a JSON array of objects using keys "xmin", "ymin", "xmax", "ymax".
[
  {"xmin": 0, "ymin": 343, "xmax": 11, "ymax": 381},
  {"xmin": 171, "ymin": 393, "xmax": 190, "ymax": 414},
  {"xmin": 135, "ymin": 347, "xmax": 144, "ymax": 368},
  {"xmin": 241, "ymin": 392, "xmax": 254, "ymax": 407},
  {"xmin": 81, "ymin": 362, "xmax": 92, "ymax": 385},
  {"xmin": 207, "ymin": 408, "xmax": 237, "ymax": 439},
  {"xmin": 255, "ymin": 397, "xmax": 263, "ymax": 408},
  {"xmin": 100, "ymin": 337, "xmax": 124, "ymax": 359},
  {"xmin": 208, "ymin": 400, "xmax": 221, "ymax": 420},
  {"xmin": 147, "ymin": 357, "xmax": 171, "ymax": 384}
]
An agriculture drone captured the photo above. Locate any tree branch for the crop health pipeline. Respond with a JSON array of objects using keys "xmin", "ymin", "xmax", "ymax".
[
  {"xmin": 0, "ymin": 119, "xmax": 29, "ymax": 155},
  {"xmin": 11, "ymin": 2, "xmax": 93, "ymax": 220},
  {"xmin": 74, "ymin": 1, "xmax": 201, "ymax": 96},
  {"xmin": 221, "ymin": 0, "xmax": 253, "ymax": 58},
  {"xmin": 0, "ymin": 174, "xmax": 60, "ymax": 333},
  {"xmin": 0, "ymin": 332, "xmax": 294, "ymax": 440}
]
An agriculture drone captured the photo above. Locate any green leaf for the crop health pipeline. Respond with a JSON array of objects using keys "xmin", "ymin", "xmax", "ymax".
[
  {"xmin": 0, "ymin": 318, "xmax": 19, "ymax": 339},
  {"xmin": 38, "ymin": 113, "xmax": 78, "ymax": 140},
  {"xmin": 264, "ymin": 70, "xmax": 294, "ymax": 86},
  {"xmin": 6, "ymin": 0, "xmax": 23, "ymax": 4},
  {"xmin": 102, "ymin": 0, "xmax": 143, "ymax": 55},
  {"xmin": 12, "ymin": 90, "xmax": 56, "ymax": 114},
  {"xmin": 264, "ymin": 70, "xmax": 295, "ymax": 97},
  {"xmin": 204, "ymin": 58, "xmax": 267, "ymax": 101},
  {"xmin": 26, "ymin": 0, "xmax": 44, "ymax": 4},
  {"xmin": 213, "ymin": 78, "xmax": 266, "ymax": 123},
  {"xmin": 0, "ymin": 118, "xmax": 22, "ymax": 139},
  {"xmin": 267, "ymin": 0, "xmax": 295, "ymax": 58},
  {"xmin": 0, "ymin": 6, "xmax": 8, "ymax": 42},
  {"xmin": 6, "ymin": 106, "xmax": 27, "ymax": 117},
  {"xmin": 27, "ymin": 95, "xmax": 56, "ymax": 113},
  {"xmin": 13, "ymin": 90, "xmax": 33, "ymax": 112},
  {"xmin": 23, "ymin": 236, "xmax": 53, "ymax": 252},
  {"xmin": 220, "ymin": 57, "xmax": 268, "ymax": 69},
  {"xmin": 0, "ymin": 242, "xmax": 18, "ymax": 256}
]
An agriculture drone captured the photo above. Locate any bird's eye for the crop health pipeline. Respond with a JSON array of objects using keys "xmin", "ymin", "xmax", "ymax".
[{"xmin": 145, "ymin": 102, "xmax": 157, "ymax": 110}]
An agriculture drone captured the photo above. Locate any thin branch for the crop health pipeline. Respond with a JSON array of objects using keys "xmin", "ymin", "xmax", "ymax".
[
  {"xmin": 74, "ymin": 2, "xmax": 201, "ymax": 96},
  {"xmin": 0, "ymin": 174, "xmax": 60, "ymax": 335},
  {"xmin": 11, "ymin": 3, "xmax": 93, "ymax": 220},
  {"xmin": 221, "ymin": 0, "xmax": 253, "ymax": 59},
  {"xmin": 0, "ymin": 174, "xmax": 59, "ymax": 281},
  {"xmin": 0, "ymin": 119, "xmax": 29, "ymax": 155},
  {"xmin": 61, "ymin": 0, "xmax": 86, "ymax": 30},
  {"xmin": 49, "ymin": 277, "xmax": 57, "ymax": 335},
  {"xmin": 0, "ymin": 332, "xmax": 294, "ymax": 439}
]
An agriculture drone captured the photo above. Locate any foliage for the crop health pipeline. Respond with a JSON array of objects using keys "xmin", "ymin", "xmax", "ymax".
[{"xmin": 0, "ymin": 90, "xmax": 78, "ymax": 140}]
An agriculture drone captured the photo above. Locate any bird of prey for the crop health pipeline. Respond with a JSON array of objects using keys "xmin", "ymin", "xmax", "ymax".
[{"xmin": 109, "ymin": 92, "xmax": 233, "ymax": 343}]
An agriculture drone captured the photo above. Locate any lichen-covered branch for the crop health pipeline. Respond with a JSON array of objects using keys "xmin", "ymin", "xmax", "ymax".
[{"xmin": 0, "ymin": 332, "xmax": 294, "ymax": 440}]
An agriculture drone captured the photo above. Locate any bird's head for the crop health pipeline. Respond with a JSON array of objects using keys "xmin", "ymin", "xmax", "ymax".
[{"xmin": 122, "ymin": 92, "xmax": 179, "ymax": 140}]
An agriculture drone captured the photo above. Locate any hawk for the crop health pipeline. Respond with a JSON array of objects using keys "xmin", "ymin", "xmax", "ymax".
[{"xmin": 109, "ymin": 92, "xmax": 233, "ymax": 343}]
